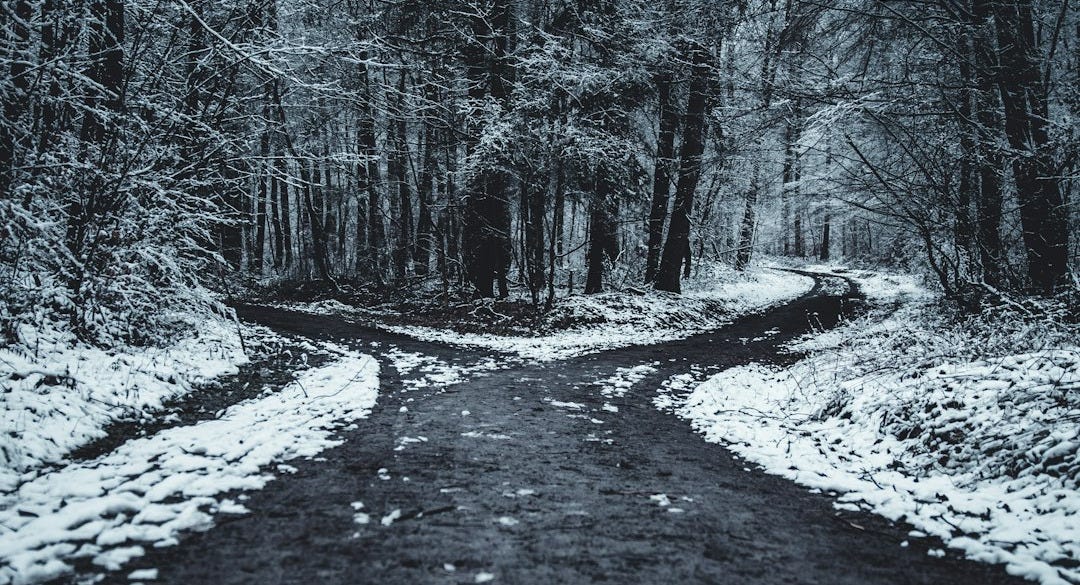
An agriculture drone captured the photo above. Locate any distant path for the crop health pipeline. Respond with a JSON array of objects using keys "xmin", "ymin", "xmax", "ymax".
[{"xmin": 99, "ymin": 275, "xmax": 1025, "ymax": 585}]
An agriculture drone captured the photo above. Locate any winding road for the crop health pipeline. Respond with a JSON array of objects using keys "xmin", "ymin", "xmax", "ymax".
[{"xmin": 98, "ymin": 275, "xmax": 1025, "ymax": 585}]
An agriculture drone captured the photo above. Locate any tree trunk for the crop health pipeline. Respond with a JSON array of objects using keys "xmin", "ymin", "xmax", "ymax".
[
  {"xmin": 793, "ymin": 211, "xmax": 804, "ymax": 257},
  {"xmin": 820, "ymin": 210, "xmax": 831, "ymax": 261},
  {"xmin": 546, "ymin": 158, "xmax": 565, "ymax": 309},
  {"xmin": 972, "ymin": 0, "xmax": 1004, "ymax": 288},
  {"xmin": 954, "ymin": 33, "xmax": 976, "ymax": 274},
  {"xmin": 270, "ymin": 163, "xmax": 283, "ymax": 268},
  {"xmin": 644, "ymin": 71, "xmax": 679, "ymax": 284},
  {"xmin": 656, "ymin": 43, "xmax": 710, "ymax": 293},
  {"xmin": 275, "ymin": 156, "xmax": 292, "ymax": 271},
  {"xmin": 414, "ymin": 84, "xmax": 437, "ymax": 276},
  {"xmin": 254, "ymin": 106, "xmax": 271, "ymax": 275},
  {"xmin": 525, "ymin": 173, "xmax": 546, "ymax": 304},
  {"xmin": 356, "ymin": 58, "xmax": 386, "ymax": 281},
  {"xmin": 390, "ymin": 74, "xmax": 413, "ymax": 281},
  {"xmin": 585, "ymin": 177, "xmax": 619, "ymax": 294},
  {"xmin": 734, "ymin": 174, "xmax": 758, "ymax": 270},
  {"xmin": 992, "ymin": 0, "xmax": 1069, "ymax": 293},
  {"xmin": 462, "ymin": 0, "xmax": 513, "ymax": 297},
  {"xmin": 781, "ymin": 109, "xmax": 802, "ymax": 257}
]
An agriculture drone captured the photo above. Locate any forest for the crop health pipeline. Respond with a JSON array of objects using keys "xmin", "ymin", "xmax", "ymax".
[
  {"xmin": 1, "ymin": 1, "xmax": 1079, "ymax": 584},
  {"xmin": 2, "ymin": 0, "xmax": 1077, "ymax": 346}
]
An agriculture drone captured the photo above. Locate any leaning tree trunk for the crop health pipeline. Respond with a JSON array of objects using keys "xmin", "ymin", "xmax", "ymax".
[{"xmin": 656, "ymin": 43, "xmax": 710, "ymax": 293}]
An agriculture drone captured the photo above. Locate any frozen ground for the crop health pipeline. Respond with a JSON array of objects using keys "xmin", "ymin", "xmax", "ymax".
[
  {"xmin": 0, "ymin": 344, "xmax": 379, "ymax": 585},
  {"xmin": 677, "ymin": 267, "xmax": 1080, "ymax": 584},
  {"xmin": 286, "ymin": 265, "xmax": 813, "ymax": 361}
]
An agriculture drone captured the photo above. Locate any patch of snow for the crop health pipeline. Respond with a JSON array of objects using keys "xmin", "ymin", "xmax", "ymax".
[
  {"xmin": 677, "ymin": 291, "xmax": 1080, "ymax": 585},
  {"xmin": 383, "ymin": 348, "xmax": 500, "ymax": 392},
  {"xmin": 595, "ymin": 363, "xmax": 659, "ymax": 399},
  {"xmin": 0, "ymin": 344, "xmax": 379, "ymax": 585},
  {"xmin": 127, "ymin": 568, "xmax": 158, "ymax": 581},
  {"xmin": 460, "ymin": 431, "xmax": 511, "ymax": 440},
  {"xmin": 649, "ymin": 494, "xmax": 672, "ymax": 507},
  {"xmin": 380, "ymin": 509, "xmax": 402, "ymax": 526},
  {"xmin": 0, "ymin": 319, "xmax": 254, "ymax": 491}
]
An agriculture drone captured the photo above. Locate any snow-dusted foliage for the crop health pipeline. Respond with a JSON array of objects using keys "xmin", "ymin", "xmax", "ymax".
[
  {"xmin": 1, "ymin": 0, "xmax": 271, "ymax": 510},
  {"xmin": 0, "ymin": 1, "xmax": 254, "ymax": 349},
  {"xmin": 679, "ymin": 270, "xmax": 1080, "ymax": 584}
]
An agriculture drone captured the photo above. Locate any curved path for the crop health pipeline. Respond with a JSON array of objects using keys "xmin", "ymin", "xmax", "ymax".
[{"xmin": 101, "ymin": 276, "xmax": 1025, "ymax": 585}]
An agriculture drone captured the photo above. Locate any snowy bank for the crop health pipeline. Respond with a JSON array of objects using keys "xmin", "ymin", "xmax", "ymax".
[
  {"xmin": 0, "ymin": 344, "xmax": 379, "ymax": 585},
  {"xmin": 289, "ymin": 265, "xmax": 814, "ymax": 362},
  {"xmin": 677, "ymin": 269, "xmax": 1080, "ymax": 585},
  {"xmin": 0, "ymin": 318, "xmax": 252, "ymax": 492}
]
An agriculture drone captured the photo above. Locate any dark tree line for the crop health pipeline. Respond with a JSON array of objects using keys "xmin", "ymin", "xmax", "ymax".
[{"xmin": 1, "ymin": 0, "xmax": 1077, "ymax": 345}]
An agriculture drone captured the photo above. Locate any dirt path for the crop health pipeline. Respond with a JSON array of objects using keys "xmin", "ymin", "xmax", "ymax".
[{"xmin": 99, "ymin": 276, "xmax": 1025, "ymax": 585}]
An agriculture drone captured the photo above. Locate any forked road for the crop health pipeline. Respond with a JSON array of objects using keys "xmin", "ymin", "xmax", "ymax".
[{"xmin": 106, "ymin": 275, "xmax": 1025, "ymax": 585}]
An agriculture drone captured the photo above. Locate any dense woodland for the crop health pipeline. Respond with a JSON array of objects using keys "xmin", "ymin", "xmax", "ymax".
[{"xmin": 1, "ymin": 0, "xmax": 1078, "ymax": 344}]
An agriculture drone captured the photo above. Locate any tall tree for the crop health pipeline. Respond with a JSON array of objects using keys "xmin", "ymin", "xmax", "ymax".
[
  {"xmin": 656, "ymin": 43, "xmax": 711, "ymax": 293},
  {"xmin": 992, "ymin": 0, "xmax": 1069, "ymax": 293}
]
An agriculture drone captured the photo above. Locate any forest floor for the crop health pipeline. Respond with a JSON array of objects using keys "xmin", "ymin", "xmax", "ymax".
[{"xmin": 1, "ymin": 268, "xmax": 1071, "ymax": 585}]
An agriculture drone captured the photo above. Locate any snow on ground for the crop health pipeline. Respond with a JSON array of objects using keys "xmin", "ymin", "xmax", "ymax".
[
  {"xmin": 654, "ymin": 367, "xmax": 708, "ymax": 412},
  {"xmin": 383, "ymin": 347, "xmax": 500, "ymax": 392},
  {"xmin": 0, "ymin": 317, "xmax": 255, "ymax": 493},
  {"xmin": 381, "ymin": 266, "xmax": 813, "ymax": 361},
  {"xmin": 780, "ymin": 262, "xmax": 933, "ymax": 303},
  {"xmin": 675, "ymin": 269, "xmax": 1080, "ymax": 585},
  {"xmin": 0, "ymin": 344, "xmax": 379, "ymax": 585},
  {"xmin": 594, "ymin": 363, "xmax": 659, "ymax": 399}
]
